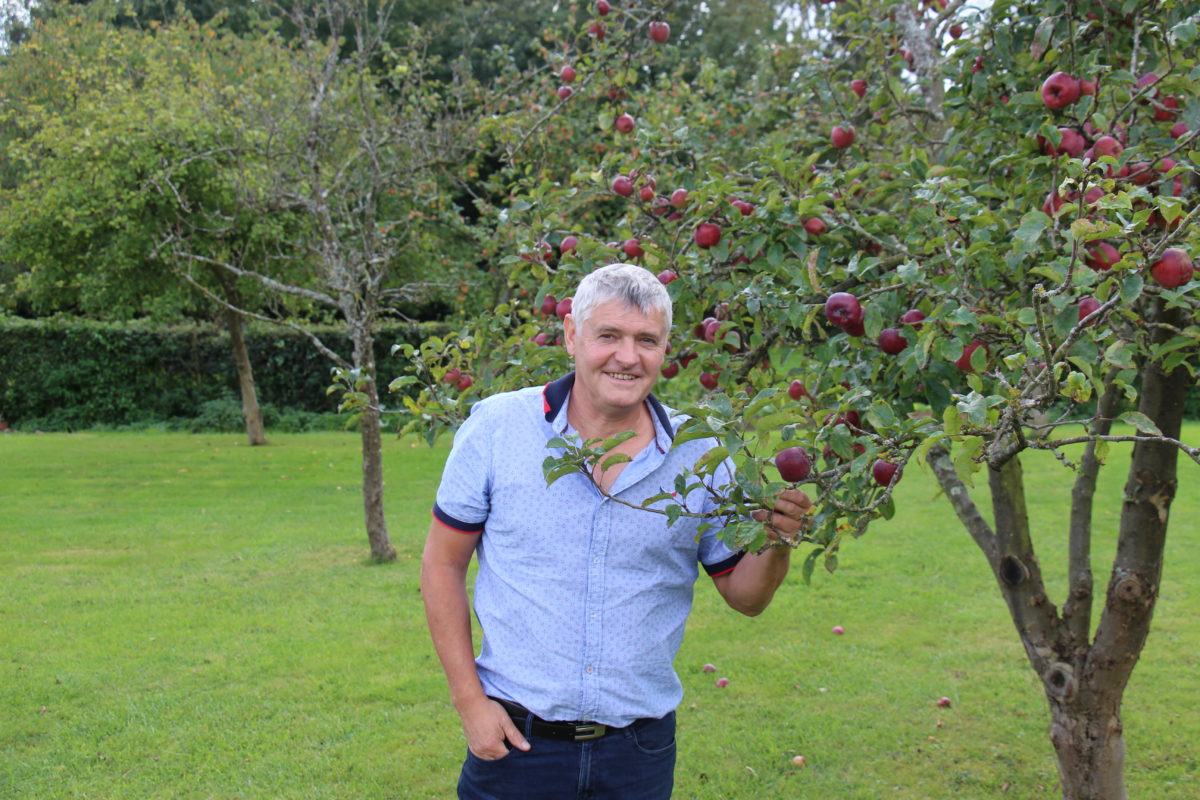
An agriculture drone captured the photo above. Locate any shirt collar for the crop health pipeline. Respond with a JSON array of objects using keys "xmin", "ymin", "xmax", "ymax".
[{"xmin": 542, "ymin": 371, "xmax": 675, "ymax": 450}]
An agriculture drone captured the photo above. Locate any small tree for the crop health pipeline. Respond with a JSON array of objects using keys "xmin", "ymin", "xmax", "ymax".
[
  {"xmin": 162, "ymin": 0, "xmax": 483, "ymax": 561},
  {"xmin": 397, "ymin": 1, "xmax": 1198, "ymax": 796}
]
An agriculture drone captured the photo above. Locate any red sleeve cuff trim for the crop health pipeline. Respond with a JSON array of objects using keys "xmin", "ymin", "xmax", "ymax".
[
  {"xmin": 431, "ymin": 505, "xmax": 485, "ymax": 534},
  {"xmin": 704, "ymin": 551, "xmax": 745, "ymax": 577}
]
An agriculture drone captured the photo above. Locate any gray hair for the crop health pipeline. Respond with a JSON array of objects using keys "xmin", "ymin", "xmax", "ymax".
[{"xmin": 571, "ymin": 263, "xmax": 672, "ymax": 334}]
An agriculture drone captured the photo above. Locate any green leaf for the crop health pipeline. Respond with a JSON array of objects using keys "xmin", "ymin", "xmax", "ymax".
[
  {"xmin": 1119, "ymin": 411, "xmax": 1162, "ymax": 436},
  {"xmin": 599, "ymin": 430, "xmax": 637, "ymax": 451},
  {"xmin": 694, "ymin": 446, "xmax": 730, "ymax": 475},
  {"xmin": 598, "ymin": 452, "xmax": 632, "ymax": 472},
  {"xmin": 1013, "ymin": 211, "xmax": 1051, "ymax": 248}
]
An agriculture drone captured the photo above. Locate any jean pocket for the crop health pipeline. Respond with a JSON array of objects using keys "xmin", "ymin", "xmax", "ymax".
[
  {"xmin": 627, "ymin": 712, "xmax": 676, "ymax": 756},
  {"xmin": 466, "ymin": 743, "xmax": 516, "ymax": 763}
]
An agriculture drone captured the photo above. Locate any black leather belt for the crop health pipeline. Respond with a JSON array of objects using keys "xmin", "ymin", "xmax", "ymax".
[{"xmin": 492, "ymin": 697, "xmax": 611, "ymax": 742}]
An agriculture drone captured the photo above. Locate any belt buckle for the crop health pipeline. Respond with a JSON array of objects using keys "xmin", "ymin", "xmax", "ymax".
[{"xmin": 573, "ymin": 723, "xmax": 606, "ymax": 741}]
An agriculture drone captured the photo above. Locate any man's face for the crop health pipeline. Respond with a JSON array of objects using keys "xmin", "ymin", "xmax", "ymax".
[{"xmin": 564, "ymin": 299, "xmax": 668, "ymax": 420}]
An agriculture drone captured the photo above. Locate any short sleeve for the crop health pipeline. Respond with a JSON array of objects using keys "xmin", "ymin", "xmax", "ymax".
[
  {"xmin": 696, "ymin": 451, "xmax": 745, "ymax": 576},
  {"xmin": 432, "ymin": 400, "xmax": 494, "ymax": 533}
]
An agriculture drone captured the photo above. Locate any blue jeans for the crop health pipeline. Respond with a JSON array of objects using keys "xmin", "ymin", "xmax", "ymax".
[{"xmin": 457, "ymin": 710, "xmax": 676, "ymax": 800}]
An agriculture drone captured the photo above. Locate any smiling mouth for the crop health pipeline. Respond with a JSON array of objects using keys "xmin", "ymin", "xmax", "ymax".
[{"xmin": 606, "ymin": 372, "xmax": 641, "ymax": 381}]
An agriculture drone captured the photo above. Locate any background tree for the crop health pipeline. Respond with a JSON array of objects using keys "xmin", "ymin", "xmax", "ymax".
[
  {"xmin": 157, "ymin": 0, "xmax": 485, "ymax": 561},
  {"xmin": 393, "ymin": 0, "xmax": 1199, "ymax": 797},
  {"xmin": 0, "ymin": 6, "xmax": 310, "ymax": 445}
]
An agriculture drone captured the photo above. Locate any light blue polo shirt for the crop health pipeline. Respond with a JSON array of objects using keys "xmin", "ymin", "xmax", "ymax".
[{"xmin": 433, "ymin": 372, "xmax": 744, "ymax": 727}]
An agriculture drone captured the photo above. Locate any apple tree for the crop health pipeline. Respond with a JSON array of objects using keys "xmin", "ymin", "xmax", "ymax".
[{"xmin": 390, "ymin": 0, "xmax": 1197, "ymax": 797}]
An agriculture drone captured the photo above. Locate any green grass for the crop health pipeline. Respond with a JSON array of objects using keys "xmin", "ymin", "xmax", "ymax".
[{"xmin": 1, "ymin": 429, "xmax": 1196, "ymax": 799}]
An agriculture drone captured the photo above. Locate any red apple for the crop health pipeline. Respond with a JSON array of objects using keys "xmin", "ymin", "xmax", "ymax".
[
  {"xmin": 589, "ymin": 21, "xmax": 605, "ymax": 39},
  {"xmin": 661, "ymin": 360, "xmax": 679, "ymax": 378},
  {"xmin": 1080, "ymin": 79, "xmax": 1096, "ymax": 96},
  {"xmin": 657, "ymin": 269, "xmax": 677, "ymax": 285},
  {"xmin": 824, "ymin": 292, "xmax": 863, "ymax": 328},
  {"xmin": 557, "ymin": 85, "xmax": 573, "ymax": 100},
  {"xmin": 596, "ymin": 0, "xmax": 610, "ymax": 15},
  {"xmin": 648, "ymin": 20, "xmax": 670, "ymax": 43},
  {"xmin": 831, "ymin": 124, "xmax": 856, "ymax": 149},
  {"xmin": 540, "ymin": 294, "xmax": 558, "ymax": 316},
  {"xmin": 694, "ymin": 222, "xmax": 722, "ymax": 249},
  {"xmin": 560, "ymin": 65, "xmax": 576, "ymax": 83},
  {"xmin": 949, "ymin": 23, "xmax": 963, "ymax": 39},
  {"xmin": 1169, "ymin": 121, "xmax": 1189, "ymax": 139},
  {"xmin": 878, "ymin": 327, "xmax": 908, "ymax": 354},
  {"xmin": 670, "ymin": 188, "xmax": 689, "ymax": 209},
  {"xmin": 955, "ymin": 339, "xmax": 987, "ymax": 371},
  {"xmin": 559, "ymin": 236, "xmax": 578, "ymax": 255},
  {"xmin": 615, "ymin": 113, "xmax": 635, "ymax": 134},
  {"xmin": 532, "ymin": 332, "xmax": 550, "ymax": 347},
  {"xmin": 639, "ymin": 185, "xmax": 655, "ymax": 202},
  {"xmin": 556, "ymin": 297, "xmax": 573, "ymax": 319},
  {"xmin": 937, "ymin": 696, "xmax": 952, "ymax": 708},
  {"xmin": 832, "ymin": 625, "xmax": 845, "ymax": 635},
  {"xmin": 972, "ymin": 55, "xmax": 984, "ymax": 73},
  {"xmin": 1041, "ymin": 71, "xmax": 1081, "ymax": 110},
  {"xmin": 872, "ymin": 458, "xmax": 901, "ymax": 487},
  {"xmin": 788, "ymin": 380, "xmax": 809, "ymax": 402},
  {"xmin": 1041, "ymin": 127, "xmax": 1086, "ymax": 158},
  {"xmin": 1091, "ymin": 135, "xmax": 1123, "ymax": 159},
  {"xmin": 456, "ymin": 375, "xmax": 473, "ymax": 392},
  {"xmin": 443, "ymin": 367, "xmax": 461, "ymax": 384},
  {"xmin": 1152, "ymin": 95, "xmax": 1179, "ymax": 121},
  {"xmin": 1078, "ymin": 296, "xmax": 1101, "ymax": 322},
  {"xmin": 1150, "ymin": 248, "xmax": 1193, "ymax": 289},
  {"xmin": 775, "ymin": 447, "xmax": 813, "ymax": 483},
  {"xmin": 1086, "ymin": 242, "xmax": 1119, "ymax": 271},
  {"xmin": 623, "ymin": 238, "xmax": 645, "ymax": 259},
  {"xmin": 699, "ymin": 372, "xmax": 719, "ymax": 390},
  {"xmin": 900, "ymin": 309, "xmax": 926, "ymax": 329},
  {"xmin": 850, "ymin": 78, "xmax": 867, "ymax": 98},
  {"xmin": 804, "ymin": 217, "xmax": 827, "ymax": 237},
  {"xmin": 611, "ymin": 175, "xmax": 634, "ymax": 196}
]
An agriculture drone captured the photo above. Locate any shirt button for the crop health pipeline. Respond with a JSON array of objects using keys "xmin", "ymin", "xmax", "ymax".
[{"xmin": 593, "ymin": 557, "xmax": 601, "ymax": 564}]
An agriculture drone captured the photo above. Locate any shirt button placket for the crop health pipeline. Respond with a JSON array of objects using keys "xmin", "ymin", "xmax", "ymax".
[{"xmin": 581, "ymin": 502, "xmax": 608, "ymax": 718}]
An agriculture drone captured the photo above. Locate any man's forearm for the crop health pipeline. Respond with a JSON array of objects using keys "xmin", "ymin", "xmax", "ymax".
[
  {"xmin": 421, "ymin": 561, "xmax": 488, "ymax": 709},
  {"xmin": 719, "ymin": 545, "xmax": 791, "ymax": 616}
]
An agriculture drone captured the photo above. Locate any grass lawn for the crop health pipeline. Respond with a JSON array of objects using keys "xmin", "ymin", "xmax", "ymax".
[{"xmin": 0, "ymin": 428, "xmax": 1196, "ymax": 799}]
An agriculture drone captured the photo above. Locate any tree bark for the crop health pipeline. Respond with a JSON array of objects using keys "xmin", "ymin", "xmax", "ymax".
[
  {"xmin": 1047, "ymin": 694, "xmax": 1127, "ymax": 800},
  {"xmin": 350, "ymin": 325, "xmax": 396, "ymax": 562},
  {"xmin": 212, "ymin": 266, "xmax": 267, "ymax": 446}
]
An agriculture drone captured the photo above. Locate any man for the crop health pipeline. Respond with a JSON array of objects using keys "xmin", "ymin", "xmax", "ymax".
[{"xmin": 422, "ymin": 263, "xmax": 812, "ymax": 799}]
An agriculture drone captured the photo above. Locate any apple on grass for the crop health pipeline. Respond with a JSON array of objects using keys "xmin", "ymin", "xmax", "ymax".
[
  {"xmin": 715, "ymin": 677, "xmax": 729, "ymax": 687},
  {"xmin": 702, "ymin": 663, "xmax": 716, "ymax": 673},
  {"xmin": 832, "ymin": 625, "xmax": 844, "ymax": 635},
  {"xmin": 791, "ymin": 755, "xmax": 807, "ymax": 767}
]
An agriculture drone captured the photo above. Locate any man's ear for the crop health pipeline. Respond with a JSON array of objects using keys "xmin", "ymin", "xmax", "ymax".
[{"xmin": 563, "ymin": 313, "xmax": 577, "ymax": 356}]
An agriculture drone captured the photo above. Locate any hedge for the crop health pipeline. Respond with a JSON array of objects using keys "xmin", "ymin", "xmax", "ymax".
[{"xmin": 0, "ymin": 317, "xmax": 449, "ymax": 431}]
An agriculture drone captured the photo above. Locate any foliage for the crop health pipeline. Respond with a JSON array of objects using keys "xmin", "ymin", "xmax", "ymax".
[
  {"xmin": 0, "ymin": 316, "xmax": 445, "ymax": 430},
  {"xmin": 392, "ymin": 0, "xmax": 1199, "ymax": 792}
]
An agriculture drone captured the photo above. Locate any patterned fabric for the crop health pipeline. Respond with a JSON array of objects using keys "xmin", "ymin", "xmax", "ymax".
[{"xmin": 434, "ymin": 372, "xmax": 744, "ymax": 727}]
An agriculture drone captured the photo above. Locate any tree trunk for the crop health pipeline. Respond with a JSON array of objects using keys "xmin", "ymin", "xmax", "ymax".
[
  {"xmin": 351, "ymin": 326, "xmax": 396, "ymax": 562},
  {"xmin": 1047, "ymin": 694, "xmax": 1126, "ymax": 800},
  {"xmin": 212, "ymin": 266, "xmax": 267, "ymax": 446}
]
